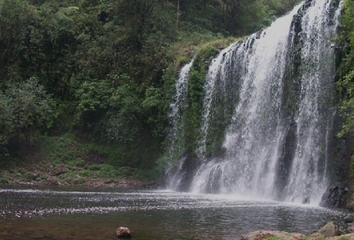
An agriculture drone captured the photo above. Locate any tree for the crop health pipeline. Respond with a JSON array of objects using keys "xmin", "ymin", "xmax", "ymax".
[
  {"xmin": 0, "ymin": 0, "xmax": 37, "ymax": 81},
  {"xmin": 220, "ymin": 0, "xmax": 265, "ymax": 35},
  {"xmin": 0, "ymin": 91, "xmax": 13, "ymax": 146},
  {"xmin": 6, "ymin": 77, "xmax": 54, "ymax": 146},
  {"xmin": 337, "ymin": 0, "xmax": 354, "ymax": 136},
  {"xmin": 114, "ymin": 0, "xmax": 158, "ymax": 52}
]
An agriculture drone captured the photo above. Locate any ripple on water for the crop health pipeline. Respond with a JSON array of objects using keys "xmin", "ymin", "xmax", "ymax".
[{"xmin": 0, "ymin": 188, "xmax": 346, "ymax": 240}]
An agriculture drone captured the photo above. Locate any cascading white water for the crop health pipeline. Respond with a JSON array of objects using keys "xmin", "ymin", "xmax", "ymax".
[
  {"xmin": 166, "ymin": 60, "xmax": 194, "ymax": 190},
  {"xmin": 167, "ymin": 0, "xmax": 343, "ymax": 205},
  {"xmin": 283, "ymin": 0, "xmax": 343, "ymax": 204},
  {"xmin": 191, "ymin": 4, "xmax": 303, "ymax": 198},
  {"xmin": 197, "ymin": 44, "xmax": 239, "ymax": 160}
]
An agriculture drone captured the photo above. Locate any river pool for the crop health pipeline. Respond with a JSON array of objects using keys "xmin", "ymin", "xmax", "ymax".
[{"xmin": 0, "ymin": 185, "xmax": 346, "ymax": 240}]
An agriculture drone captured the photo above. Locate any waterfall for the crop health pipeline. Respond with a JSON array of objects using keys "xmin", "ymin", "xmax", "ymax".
[
  {"xmin": 166, "ymin": 0, "xmax": 343, "ymax": 205},
  {"xmin": 282, "ymin": 0, "xmax": 343, "ymax": 204},
  {"xmin": 166, "ymin": 60, "xmax": 194, "ymax": 191}
]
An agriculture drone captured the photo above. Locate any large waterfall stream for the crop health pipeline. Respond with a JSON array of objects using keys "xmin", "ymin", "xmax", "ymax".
[{"xmin": 166, "ymin": 0, "xmax": 343, "ymax": 205}]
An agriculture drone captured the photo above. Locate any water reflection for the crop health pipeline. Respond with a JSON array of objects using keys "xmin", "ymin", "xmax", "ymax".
[{"xmin": 0, "ymin": 186, "xmax": 345, "ymax": 240}]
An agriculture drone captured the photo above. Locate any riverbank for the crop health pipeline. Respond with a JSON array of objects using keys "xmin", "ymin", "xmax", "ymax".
[
  {"xmin": 0, "ymin": 160, "xmax": 158, "ymax": 189},
  {"xmin": 242, "ymin": 231, "xmax": 354, "ymax": 240},
  {"xmin": 242, "ymin": 221, "xmax": 354, "ymax": 240}
]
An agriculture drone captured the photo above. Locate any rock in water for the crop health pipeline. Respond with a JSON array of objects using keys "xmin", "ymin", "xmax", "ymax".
[
  {"xmin": 116, "ymin": 227, "xmax": 131, "ymax": 239},
  {"xmin": 344, "ymin": 215, "xmax": 354, "ymax": 223},
  {"xmin": 312, "ymin": 221, "xmax": 339, "ymax": 238}
]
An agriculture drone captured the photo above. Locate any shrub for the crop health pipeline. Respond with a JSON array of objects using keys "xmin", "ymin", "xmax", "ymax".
[
  {"xmin": 40, "ymin": 174, "xmax": 48, "ymax": 181},
  {"xmin": 88, "ymin": 164, "xmax": 118, "ymax": 178},
  {"xmin": 118, "ymin": 166, "xmax": 134, "ymax": 176},
  {"xmin": 79, "ymin": 169, "xmax": 92, "ymax": 177},
  {"xmin": 73, "ymin": 177, "xmax": 86, "ymax": 184},
  {"xmin": 134, "ymin": 168, "xmax": 161, "ymax": 181},
  {"xmin": 23, "ymin": 172, "xmax": 32, "ymax": 181},
  {"xmin": 1, "ymin": 175, "xmax": 11, "ymax": 182},
  {"xmin": 68, "ymin": 159, "xmax": 85, "ymax": 167},
  {"xmin": 11, "ymin": 169, "xmax": 19, "ymax": 176}
]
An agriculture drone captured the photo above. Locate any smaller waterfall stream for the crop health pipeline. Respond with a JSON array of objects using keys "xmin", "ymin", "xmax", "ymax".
[
  {"xmin": 166, "ymin": 60, "xmax": 194, "ymax": 190},
  {"xmin": 197, "ymin": 44, "xmax": 239, "ymax": 160},
  {"xmin": 166, "ymin": 0, "xmax": 343, "ymax": 205}
]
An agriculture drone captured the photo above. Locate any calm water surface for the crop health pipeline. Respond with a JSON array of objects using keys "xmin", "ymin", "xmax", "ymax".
[{"xmin": 0, "ymin": 185, "xmax": 346, "ymax": 240}]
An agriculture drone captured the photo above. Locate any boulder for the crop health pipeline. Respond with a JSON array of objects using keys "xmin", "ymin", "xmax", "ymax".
[
  {"xmin": 104, "ymin": 179, "xmax": 113, "ymax": 184},
  {"xmin": 312, "ymin": 222, "xmax": 340, "ymax": 238},
  {"xmin": 31, "ymin": 172, "xmax": 40, "ymax": 180},
  {"xmin": 321, "ymin": 185, "xmax": 348, "ymax": 208},
  {"xmin": 344, "ymin": 215, "xmax": 354, "ymax": 223},
  {"xmin": 116, "ymin": 227, "xmax": 131, "ymax": 239},
  {"xmin": 45, "ymin": 179, "xmax": 59, "ymax": 186},
  {"xmin": 55, "ymin": 166, "xmax": 65, "ymax": 176},
  {"xmin": 241, "ymin": 230, "xmax": 305, "ymax": 240}
]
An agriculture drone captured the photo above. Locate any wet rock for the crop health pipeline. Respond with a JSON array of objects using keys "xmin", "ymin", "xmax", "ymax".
[
  {"xmin": 31, "ymin": 173, "xmax": 40, "ymax": 180},
  {"xmin": 344, "ymin": 215, "xmax": 354, "ymax": 223},
  {"xmin": 55, "ymin": 166, "xmax": 66, "ymax": 176},
  {"xmin": 44, "ymin": 179, "xmax": 59, "ymax": 186},
  {"xmin": 0, "ymin": 179, "xmax": 9, "ymax": 184},
  {"xmin": 255, "ymin": 31, "xmax": 262, "ymax": 39},
  {"xmin": 116, "ymin": 227, "xmax": 131, "ymax": 239},
  {"xmin": 337, "ymin": 221, "xmax": 350, "ymax": 235},
  {"xmin": 19, "ymin": 181, "xmax": 35, "ymax": 185},
  {"xmin": 249, "ymin": 38, "xmax": 255, "ymax": 49},
  {"xmin": 321, "ymin": 184, "xmax": 348, "ymax": 208},
  {"xmin": 312, "ymin": 221, "xmax": 340, "ymax": 238}
]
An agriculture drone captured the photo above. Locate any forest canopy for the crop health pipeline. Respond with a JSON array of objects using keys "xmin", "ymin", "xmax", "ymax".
[{"xmin": 0, "ymin": 0, "xmax": 321, "ymax": 174}]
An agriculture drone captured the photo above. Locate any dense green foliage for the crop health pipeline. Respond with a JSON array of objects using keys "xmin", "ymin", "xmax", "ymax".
[
  {"xmin": 0, "ymin": 0, "xmax": 302, "ymax": 179},
  {"xmin": 336, "ymin": 0, "xmax": 354, "ymax": 180},
  {"xmin": 337, "ymin": 0, "xmax": 354, "ymax": 137}
]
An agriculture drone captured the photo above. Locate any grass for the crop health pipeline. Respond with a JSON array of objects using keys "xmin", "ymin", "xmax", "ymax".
[
  {"xmin": 169, "ymin": 30, "xmax": 241, "ymax": 72},
  {"xmin": 266, "ymin": 237, "xmax": 285, "ymax": 240},
  {"xmin": 88, "ymin": 164, "xmax": 119, "ymax": 178},
  {"xmin": 1, "ymin": 175, "xmax": 11, "ymax": 182},
  {"xmin": 23, "ymin": 172, "xmax": 33, "ymax": 181},
  {"xmin": 0, "ymin": 133, "xmax": 160, "ymax": 187},
  {"xmin": 339, "ymin": 237, "xmax": 350, "ymax": 240},
  {"xmin": 39, "ymin": 174, "xmax": 48, "ymax": 181}
]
